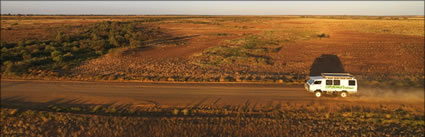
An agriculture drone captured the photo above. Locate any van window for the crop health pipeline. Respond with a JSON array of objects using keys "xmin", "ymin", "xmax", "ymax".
[
  {"xmin": 326, "ymin": 80, "xmax": 332, "ymax": 85},
  {"xmin": 334, "ymin": 80, "xmax": 340, "ymax": 85},
  {"xmin": 313, "ymin": 81, "xmax": 321, "ymax": 84},
  {"xmin": 349, "ymin": 80, "xmax": 356, "ymax": 86}
]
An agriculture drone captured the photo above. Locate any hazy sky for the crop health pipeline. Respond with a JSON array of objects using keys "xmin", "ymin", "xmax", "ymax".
[{"xmin": 1, "ymin": 1, "xmax": 424, "ymax": 15}]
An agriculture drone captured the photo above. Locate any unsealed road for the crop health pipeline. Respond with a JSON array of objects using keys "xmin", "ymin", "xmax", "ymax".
[{"xmin": 1, "ymin": 80, "xmax": 423, "ymax": 108}]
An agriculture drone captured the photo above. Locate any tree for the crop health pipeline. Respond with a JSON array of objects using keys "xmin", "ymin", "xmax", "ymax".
[
  {"xmin": 52, "ymin": 55, "xmax": 64, "ymax": 63},
  {"xmin": 51, "ymin": 50, "xmax": 63, "ymax": 57},
  {"xmin": 56, "ymin": 32, "xmax": 66, "ymax": 43},
  {"xmin": 91, "ymin": 33, "xmax": 100, "ymax": 40},
  {"xmin": 129, "ymin": 39, "xmax": 141, "ymax": 48},
  {"xmin": 109, "ymin": 36, "xmax": 120, "ymax": 47},
  {"xmin": 1, "ymin": 41, "xmax": 7, "ymax": 47},
  {"xmin": 63, "ymin": 52, "xmax": 74, "ymax": 61},
  {"xmin": 3, "ymin": 61, "xmax": 16, "ymax": 74}
]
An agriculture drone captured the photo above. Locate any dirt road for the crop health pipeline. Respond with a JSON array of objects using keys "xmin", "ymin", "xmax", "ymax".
[{"xmin": 1, "ymin": 80, "xmax": 423, "ymax": 109}]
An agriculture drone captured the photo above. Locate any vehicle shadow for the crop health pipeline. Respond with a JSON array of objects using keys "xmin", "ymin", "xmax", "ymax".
[{"xmin": 309, "ymin": 54, "xmax": 345, "ymax": 76}]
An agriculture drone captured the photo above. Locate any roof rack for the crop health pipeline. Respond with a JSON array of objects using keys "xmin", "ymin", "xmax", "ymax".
[{"xmin": 321, "ymin": 73, "xmax": 355, "ymax": 79}]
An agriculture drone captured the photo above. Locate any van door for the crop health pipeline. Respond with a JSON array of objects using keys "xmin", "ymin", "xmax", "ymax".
[{"xmin": 312, "ymin": 80, "xmax": 322, "ymax": 91}]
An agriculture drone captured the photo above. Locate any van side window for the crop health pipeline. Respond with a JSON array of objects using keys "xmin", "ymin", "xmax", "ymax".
[
  {"xmin": 333, "ymin": 80, "xmax": 340, "ymax": 85},
  {"xmin": 349, "ymin": 80, "xmax": 356, "ymax": 86},
  {"xmin": 313, "ymin": 81, "xmax": 321, "ymax": 84},
  {"xmin": 326, "ymin": 80, "xmax": 332, "ymax": 85}
]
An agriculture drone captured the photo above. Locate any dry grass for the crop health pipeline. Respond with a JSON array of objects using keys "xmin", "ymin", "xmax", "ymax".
[
  {"xmin": 1, "ymin": 16, "xmax": 424, "ymax": 87},
  {"xmin": 1, "ymin": 102, "xmax": 423, "ymax": 136}
]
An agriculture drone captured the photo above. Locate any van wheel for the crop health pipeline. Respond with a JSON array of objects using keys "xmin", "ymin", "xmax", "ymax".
[
  {"xmin": 340, "ymin": 92, "xmax": 348, "ymax": 98},
  {"xmin": 314, "ymin": 91, "xmax": 322, "ymax": 98}
]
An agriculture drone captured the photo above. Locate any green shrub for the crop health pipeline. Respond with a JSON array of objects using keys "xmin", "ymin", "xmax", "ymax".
[
  {"xmin": 317, "ymin": 33, "xmax": 330, "ymax": 39},
  {"xmin": 194, "ymin": 35, "xmax": 275, "ymax": 67},
  {"xmin": 1, "ymin": 21, "xmax": 162, "ymax": 76},
  {"xmin": 55, "ymin": 32, "xmax": 68, "ymax": 43},
  {"xmin": 2, "ymin": 61, "xmax": 15, "ymax": 74},
  {"xmin": 51, "ymin": 50, "xmax": 63, "ymax": 57},
  {"xmin": 52, "ymin": 55, "xmax": 64, "ymax": 63}
]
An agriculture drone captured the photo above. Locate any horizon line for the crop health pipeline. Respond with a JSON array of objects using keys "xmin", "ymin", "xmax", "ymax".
[{"xmin": 2, "ymin": 14, "xmax": 424, "ymax": 16}]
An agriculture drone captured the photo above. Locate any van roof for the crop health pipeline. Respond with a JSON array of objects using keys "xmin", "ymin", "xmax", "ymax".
[
  {"xmin": 309, "ymin": 76, "xmax": 323, "ymax": 80},
  {"xmin": 321, "ymin": 73, "xmax": 355, "ymax": 79}
]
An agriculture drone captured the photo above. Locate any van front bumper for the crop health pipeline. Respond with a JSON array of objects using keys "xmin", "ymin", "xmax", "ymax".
[{"xmin": 304, "ymin": 83, "xmax": 310, "ymax": 92}]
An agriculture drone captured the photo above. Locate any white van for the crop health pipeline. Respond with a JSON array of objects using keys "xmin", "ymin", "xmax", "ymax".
[{"xmin": 304, "ymin": 73, "xmax": 357, "ymax": 98}]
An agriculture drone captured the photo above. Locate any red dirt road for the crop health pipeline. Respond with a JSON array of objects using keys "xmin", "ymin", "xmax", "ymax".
[{"xmin": 1, "ymin": 80, "xmax": 423, "ymax": 110}]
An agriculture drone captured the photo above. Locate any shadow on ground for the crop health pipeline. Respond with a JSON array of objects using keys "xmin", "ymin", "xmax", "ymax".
[{"xmin": 309, "ymin": 54, "xmax": 345, "ymax": 76}]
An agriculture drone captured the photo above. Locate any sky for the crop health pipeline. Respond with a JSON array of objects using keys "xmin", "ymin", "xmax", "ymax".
[{"xmin": 1, "ymin": 1, "xmax": 424, "ymax": 16}]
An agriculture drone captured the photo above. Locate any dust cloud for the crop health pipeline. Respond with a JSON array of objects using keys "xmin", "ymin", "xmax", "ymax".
[{"xmin": 352, "ymin": 87, "xmax": 424, "ymax": 103}]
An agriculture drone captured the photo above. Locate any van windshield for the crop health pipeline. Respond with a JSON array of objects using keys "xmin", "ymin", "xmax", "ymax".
[{"xmin": 307, "ymin": 79, "xmax": 314, "ymax": 84}]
